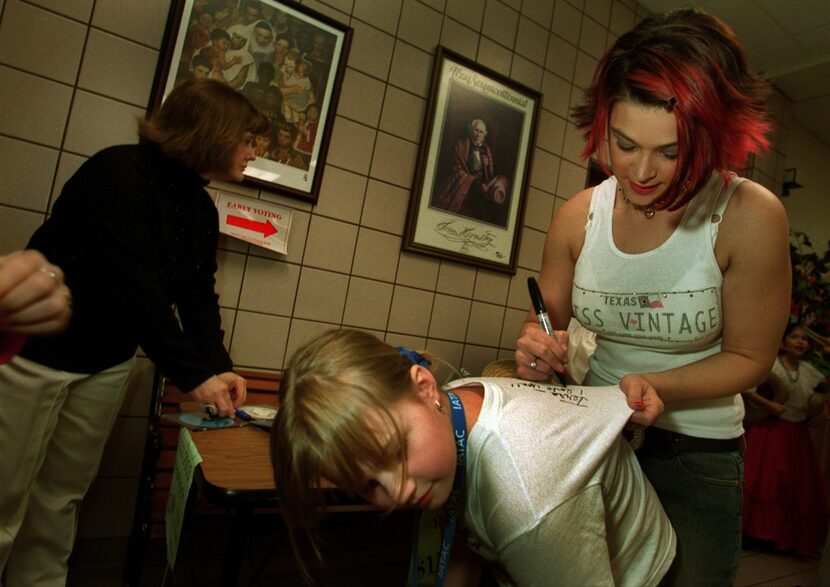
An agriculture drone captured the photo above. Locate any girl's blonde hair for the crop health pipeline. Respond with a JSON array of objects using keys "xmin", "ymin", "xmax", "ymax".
[
  {"xmin": 271, "ymin": 329, "xmax": 436, "ymax": 579},
  {"xmin": 138, "ymin": 79, "xmax": 269, "ymax": 174}
]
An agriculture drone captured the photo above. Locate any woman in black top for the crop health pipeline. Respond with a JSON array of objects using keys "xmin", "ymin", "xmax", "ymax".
[{"xmin": 0, "ymin": 79, "xmax": 268, "ymax": 586}]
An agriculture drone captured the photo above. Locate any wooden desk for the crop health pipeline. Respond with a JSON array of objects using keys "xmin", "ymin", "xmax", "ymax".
[
  {"xmin": 189, "ymin": 426, "xmax": 278, "ymax": 503},
  {"xmin": 169, "ymin": 392, "xmax": 276, "ymax": 586},
  {"xmin": 183, "ymin": 422, "xmax": 276, "ymax": 587},
  {"xmin": 180, "ymin": 394, "xmax": 378, "ymax": 586},
  {"xmin": 189, "ymin": 424, "xmax": 377, "ymax": 511},
  {"xmin": 124, "ymin": 372, "xmax": 413, "ymax": 587},
  {"xmin": 182, "ymin": 391, "xmax": 281, "ymax": 505}
]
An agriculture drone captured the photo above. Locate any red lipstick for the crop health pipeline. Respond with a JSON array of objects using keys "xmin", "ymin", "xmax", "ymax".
[
  {"xmin": 629, "ymin": 181, "xmax": 659, "ymax": 195},
  {"xmin": 414, "ymin": 488, "xmax": 432, "ymax": 508}
]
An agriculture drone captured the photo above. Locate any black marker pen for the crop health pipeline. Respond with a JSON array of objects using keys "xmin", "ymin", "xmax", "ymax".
[{"xmin": 527, "ymin": 277, "xmax": 554, "ymax": 337}]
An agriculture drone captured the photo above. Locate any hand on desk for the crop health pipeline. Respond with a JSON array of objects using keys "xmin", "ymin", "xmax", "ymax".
[
  {"xmin": 191, "ymin": 372, "xmax": 248, "ymax": 418},
  {"xmin": 218, "ymin": 371, "xmax": 248, "ymax": 407}
]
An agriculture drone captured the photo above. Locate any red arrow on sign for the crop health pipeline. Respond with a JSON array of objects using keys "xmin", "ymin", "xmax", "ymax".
[{"xmin": 226, "ymin": 215, "xmax": 277, "ymax": 237}]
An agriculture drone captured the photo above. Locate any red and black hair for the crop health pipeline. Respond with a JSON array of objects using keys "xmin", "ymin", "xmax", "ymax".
[{"xmin": 573, "ymin": 8, "xmax": 771, "ymax": 210}]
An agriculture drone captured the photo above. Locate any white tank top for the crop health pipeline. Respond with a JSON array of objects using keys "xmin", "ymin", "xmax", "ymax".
[{"xmin": 573, "ymin": 174, "xmax": 745, "ymax": 438}]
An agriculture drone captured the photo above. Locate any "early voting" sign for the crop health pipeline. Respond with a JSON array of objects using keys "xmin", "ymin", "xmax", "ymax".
[{"xmin": 211, "ymin": 191, "xmax": 292, "ymax": 254}]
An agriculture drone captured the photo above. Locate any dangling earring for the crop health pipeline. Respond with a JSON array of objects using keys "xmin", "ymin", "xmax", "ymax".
[{"xmin": 434, "ymin": 400, "xmax": 443, "ymax": 413}]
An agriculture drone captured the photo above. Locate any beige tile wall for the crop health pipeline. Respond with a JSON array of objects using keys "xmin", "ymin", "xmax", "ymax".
[{"xmin": 0, "ymin": 0, "xmax": 656, "ymax": 376}]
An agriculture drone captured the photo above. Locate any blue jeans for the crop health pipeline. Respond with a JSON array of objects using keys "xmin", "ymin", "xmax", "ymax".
[{"xmin": 637, "ymin": 444, "xmax": 743, "ymax": 586}]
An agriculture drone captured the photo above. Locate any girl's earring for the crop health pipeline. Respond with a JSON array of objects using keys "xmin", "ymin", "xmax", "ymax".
[{"xmin": 434, "ymin": 400, "xmax": 443, "ymax": 413}]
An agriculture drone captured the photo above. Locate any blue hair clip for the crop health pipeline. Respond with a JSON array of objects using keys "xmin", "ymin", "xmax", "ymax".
[{"xmin": 396, "ymin": 346, "xmax": 430, "ymax": 367}]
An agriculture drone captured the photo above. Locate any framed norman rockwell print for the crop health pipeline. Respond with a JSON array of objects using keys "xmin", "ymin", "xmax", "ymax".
[
  {"xmin": 403, "ymin": 47, "xmax": 540, "ymax": 274},
  {"xmin": 151, "ymin": 0, "xmax": 352, "ymax": 203}
]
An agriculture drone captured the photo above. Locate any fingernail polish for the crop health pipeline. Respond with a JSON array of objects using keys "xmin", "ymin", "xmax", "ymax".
[{"xmin": 634, "ymin": 401, "xmax": 645, "ymax": 410}]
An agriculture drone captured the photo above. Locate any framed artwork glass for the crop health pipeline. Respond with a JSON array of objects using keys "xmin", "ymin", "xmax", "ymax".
[
  {"xmin": 403, "ymin": 47, "xmax": 540, "ymax": 273},
  {"xmin": 151, "ymin": 0, "xmax": 352, "ymax": 203}
]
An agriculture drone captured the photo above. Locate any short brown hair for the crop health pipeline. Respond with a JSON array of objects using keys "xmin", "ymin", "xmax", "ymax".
[{"xmin": 138, "ymin": 79, "xmax": 269, "ymax": 174}]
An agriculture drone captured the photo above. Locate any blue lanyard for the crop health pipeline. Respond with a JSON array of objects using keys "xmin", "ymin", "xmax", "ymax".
[{"xmin": 410, "ymin": 391, "xmax": 467, "ymax": 587}]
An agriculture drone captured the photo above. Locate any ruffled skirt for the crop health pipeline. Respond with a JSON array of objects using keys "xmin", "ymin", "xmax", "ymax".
[{"xmin": 743, "ymin": 418, "xmax": 829, "ymax": 555}]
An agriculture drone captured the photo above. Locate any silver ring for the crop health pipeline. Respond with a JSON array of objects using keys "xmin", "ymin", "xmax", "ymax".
[{"xmin": 530, "ymin": 360, "xmax": 537, "ymax": 370}]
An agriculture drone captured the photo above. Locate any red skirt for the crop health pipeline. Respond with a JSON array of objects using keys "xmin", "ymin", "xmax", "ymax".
[{"xmin": 743, "ymin": 418, "xmax": 830, "ymax": 555}]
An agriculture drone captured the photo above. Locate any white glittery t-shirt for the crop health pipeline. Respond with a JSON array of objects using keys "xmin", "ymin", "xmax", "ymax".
[{"xmin": 446, "ymin": 377, "xmax": 676, "ymax": 586}]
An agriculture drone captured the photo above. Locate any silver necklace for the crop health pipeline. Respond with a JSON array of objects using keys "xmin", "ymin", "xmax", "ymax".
[
  {"xmin": 779, "ymin": 358, "xmax": 799, "ymax": 384},
  {"xmin": 619, "ymin": 187, "xmax": 656, "ymax": 219}
]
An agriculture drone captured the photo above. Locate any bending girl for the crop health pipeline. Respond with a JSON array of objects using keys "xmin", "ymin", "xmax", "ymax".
[{"xmin": 272, "ymin": 329, "xmax": 675, "ymax": 586}]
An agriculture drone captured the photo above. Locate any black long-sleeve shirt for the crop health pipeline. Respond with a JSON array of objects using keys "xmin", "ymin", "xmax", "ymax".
[{"xmin": 21, "ymin": 143, "xmax": 233, "ymax": 392}]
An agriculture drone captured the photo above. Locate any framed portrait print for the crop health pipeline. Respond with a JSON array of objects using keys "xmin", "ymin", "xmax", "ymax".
[
  {"xmin": 403, "ymin": 47, "xmax": 540, "ymax": 274},
  {"xmin": 150, "ymin": 0, "xmax": 352, "ymax": 203}
]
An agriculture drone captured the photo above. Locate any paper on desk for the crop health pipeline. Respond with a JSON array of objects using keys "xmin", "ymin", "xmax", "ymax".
[
  {"xmin": 240, "ymin": 404, "xmax": 277, "ymax": 419},
  {"xmin": 239, "ymin": 404, "xmax": 278, "ymax": 431},
  {"xmin": 166, "ymin": 428, "xmax": 203, "ymax": 570}
]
